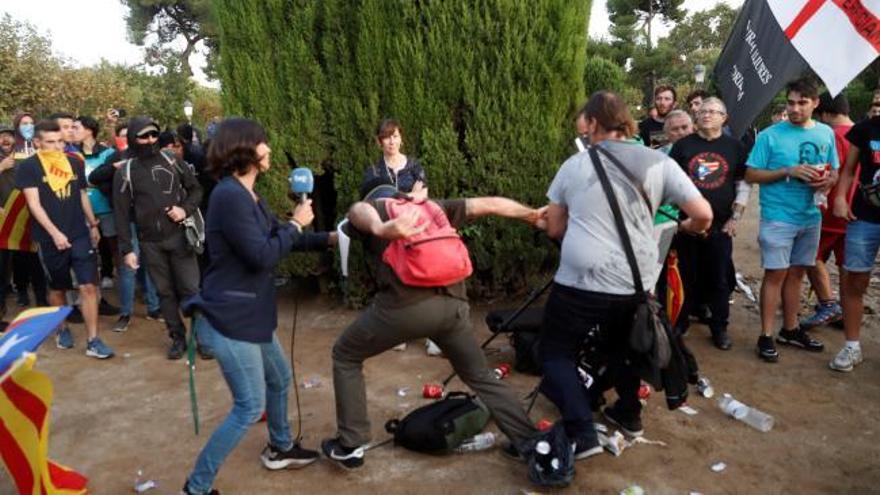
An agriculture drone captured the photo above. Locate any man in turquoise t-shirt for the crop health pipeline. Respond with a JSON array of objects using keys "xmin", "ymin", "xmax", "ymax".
[{"xmin": 746, "ymin": 77, "xmax": 839, "ymax": 363}]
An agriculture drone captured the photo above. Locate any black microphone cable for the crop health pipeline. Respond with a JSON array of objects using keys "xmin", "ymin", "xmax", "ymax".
[{"xmin": 288, "ymin": 278, "xmax": 304, "ymax": 443}]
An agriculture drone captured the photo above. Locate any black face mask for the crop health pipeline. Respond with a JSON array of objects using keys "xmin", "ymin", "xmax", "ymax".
[{"xmin": 131, "ymin": 140, "xmax": 159, "ymax": 159}]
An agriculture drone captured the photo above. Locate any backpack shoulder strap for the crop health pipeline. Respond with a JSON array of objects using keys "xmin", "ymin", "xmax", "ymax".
[
  {"xmin": 160, "ymin": 150, "xmax": 185, "ymax": 175},
  {"xmin": 595, "ymin": 146, "xmax": 653, "ymax": 215},
  {"xmin": 589, "ymin": 146, "xmax": 645, "ymax": 296},
  {"xmin": 422, "ymin": 199, "xmax": 451, "ymax": 229},
  {"xmin": 123, "ymin": 159, "xmax": 134, "ymax": 197}
]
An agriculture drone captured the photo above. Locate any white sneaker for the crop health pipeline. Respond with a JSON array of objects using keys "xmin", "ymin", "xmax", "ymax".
[
  {"xmin": 425, "ymin": 339, "xmax": 442, "ymax": 356},
  {"xmin": 829, "ymin": 346, "xmax": 863, "ymax": 372},
  {"xmin": 392, "ymin": 342, "xmax": 407, "ymax": 352},
  {"xmin": 100, "ymin": 277, "xmax": 114, "ymax": 289}
]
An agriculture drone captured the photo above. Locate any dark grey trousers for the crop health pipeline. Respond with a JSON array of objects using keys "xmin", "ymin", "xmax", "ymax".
[
  {"xmin": 332, "ymin": 295, "xmax": 538, "ymax": 448},
  {"xmin": 140, "ymin": 231, "xmax": 199, "ymax": 340}
]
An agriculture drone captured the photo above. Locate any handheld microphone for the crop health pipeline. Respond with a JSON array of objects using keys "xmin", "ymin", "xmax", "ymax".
[{"xmin": 289, "ymin": 167, "xmax": 314, "ymax": 203}]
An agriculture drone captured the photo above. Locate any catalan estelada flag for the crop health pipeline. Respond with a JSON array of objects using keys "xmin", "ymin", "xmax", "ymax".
[
  {"xmin": 0, "ymin": 307, "xmax": 72, "ymax": 373},
  {"xmin": 0, "ymin": 353, "xmax": 88, "ymax": 494},
  {"xmin": 0, "ymin": 189, "xmax": 36, "ymax": 252}
]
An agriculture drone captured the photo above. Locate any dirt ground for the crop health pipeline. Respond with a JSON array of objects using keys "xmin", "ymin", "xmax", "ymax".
[{"xmin": 2, "ymin": 195, "xmax": 880, "ymax": 495}]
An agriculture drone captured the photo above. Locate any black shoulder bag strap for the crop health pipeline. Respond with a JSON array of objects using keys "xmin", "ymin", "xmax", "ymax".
[
  {"xmin": 596, "ymin": 146, "xmax": 680, "ymax": 225},
  {"xmin": 588, "ymin": 146, "xmax": 646, "ymax": 298}
]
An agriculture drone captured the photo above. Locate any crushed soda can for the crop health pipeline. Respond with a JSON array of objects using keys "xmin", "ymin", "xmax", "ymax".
[
  {"xmin": 638, "ymin": 382, "xmax": 651, "ymax": 401},
  {"xmin": 422, "ymin": 383, "xmax": 443, "ymax": 399},
  {"xmin": 493, "ymin": 363, "xmax": 511, "ymax": 380},
  {"xmin": 302, "ymin": 376, "xmax": 322, "ymax": 389},
  {"xmin": 696, "ymin": 377, "xmax": 714, "ymax": 398},
  {"xmin": 536, "ymin": 419, "xmax": 553, "ymax": 431}
]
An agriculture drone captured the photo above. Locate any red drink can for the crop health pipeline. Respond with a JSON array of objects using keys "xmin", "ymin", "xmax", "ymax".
[
  {"xmin": 493, "ymin": 363, "xmax": 511, "ymax": 380},
  {"xmin": 536, "ymin": 419, "xmax": 553, "ymax": 431},
  {"xmin": 638, "ymin": 382, "xmax": 651, "ymax": 401},
  {"xmin": 422, "ymin": 383, "xmax": 444, "ymax": 399},
  {"xmin": 814, "ymin": 163, "xmax": 829, "ymax": 180}
]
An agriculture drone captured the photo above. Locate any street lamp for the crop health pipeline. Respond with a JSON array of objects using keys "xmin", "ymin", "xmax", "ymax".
[
  {"xmin": 694, "ymin": 64, "xmax": 706, "ymax": 87},
  {"xmin": 183, "ymin": 99, "xmax": 193, "ymax": 123}
]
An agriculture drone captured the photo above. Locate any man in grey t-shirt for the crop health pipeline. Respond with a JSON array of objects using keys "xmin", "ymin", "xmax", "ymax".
[
  {"xmin": 547, "ymin": 139, "xmax": 702, "ymax": 295},
  {"xmin": 540, "ymin": 91, "xmax": 711, "ymax": 453}
]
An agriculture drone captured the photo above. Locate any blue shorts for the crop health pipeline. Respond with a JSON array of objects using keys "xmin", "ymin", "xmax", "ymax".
[
  {"xmin": 843, "ymin": 220, "xmax": 880, "ymax": 273},
  {"xmin": 758, "ymin": 220, "xmax": 820, "ymax": 270},
  {"xmin": 37, "ymin": 236, "xmax": 99, "ymax": 290}
]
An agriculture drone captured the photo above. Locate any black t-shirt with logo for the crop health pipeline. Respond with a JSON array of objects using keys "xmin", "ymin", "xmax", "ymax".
[
  {"xmin": 669, "ymin": 133, "xmax": 748, "ymax": 230},
  {"xmin": 14, "ymin": 152, "xmax": 89, "ymax": 243},
  {"xmin": 846, "ymin": 117, "xmax": 880, "ymax": 224},
  {"xmin": 639, "ymin": 117, "xmax": 667, "ymax": 149}
]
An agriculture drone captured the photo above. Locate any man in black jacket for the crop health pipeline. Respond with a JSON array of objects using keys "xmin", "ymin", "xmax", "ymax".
[{"xmin": 113, "ymin": 117, "xmax": 206, "ymax": 360}]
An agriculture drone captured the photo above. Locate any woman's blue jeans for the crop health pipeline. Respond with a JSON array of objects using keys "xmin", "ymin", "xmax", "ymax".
[{"xmin": 186, "ymin": 315, "xmax": 294, "ymax": 493}]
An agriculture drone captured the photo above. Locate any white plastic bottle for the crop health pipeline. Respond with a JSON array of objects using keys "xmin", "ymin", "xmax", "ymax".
[
  {"xmin": 454, "ymin": 432, "xmax": 496, "ymax": 453},
  {"xmin": 717, "ymin": 393, "xmax": 774, "ymax": 432}
]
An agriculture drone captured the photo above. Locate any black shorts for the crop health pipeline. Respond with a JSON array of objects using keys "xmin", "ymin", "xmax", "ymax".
[{"xmin": 37, "ymin": 236, "xmax": 98, "ymax": 290}]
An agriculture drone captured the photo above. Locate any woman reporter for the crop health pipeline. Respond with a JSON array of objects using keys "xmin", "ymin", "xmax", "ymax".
[{"xmin": 180, "ymin": 118, "xmax": 334, "ymax": 495}]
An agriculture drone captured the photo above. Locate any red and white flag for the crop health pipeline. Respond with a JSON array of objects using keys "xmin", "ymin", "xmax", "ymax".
[
  {"xmin": 715, "ymin": 0, "xmax": 880, "ymax": 136},
  {"xmin": 772, "ymin": 0, "xmax": 880, "ymax": 96}
]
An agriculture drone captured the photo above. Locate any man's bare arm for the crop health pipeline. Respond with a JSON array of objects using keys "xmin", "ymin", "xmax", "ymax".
[{"xmin": 465, "ymin": 197, "xmax": 542, "ymax": 226}]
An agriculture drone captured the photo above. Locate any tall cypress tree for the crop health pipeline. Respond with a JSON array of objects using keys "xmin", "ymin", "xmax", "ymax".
[{"xmin": 214, "ymin": 0, "xmax": 591, "ymax": 302}]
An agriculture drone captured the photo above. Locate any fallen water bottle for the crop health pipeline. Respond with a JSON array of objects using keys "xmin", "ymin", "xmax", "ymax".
[
  {"xmin": 454, "ymin": 432, "xmax": 496, "ymax": 453},
  {"xmin": 717, "ymin": 393, "xmax": 774, "ymax": 432}
]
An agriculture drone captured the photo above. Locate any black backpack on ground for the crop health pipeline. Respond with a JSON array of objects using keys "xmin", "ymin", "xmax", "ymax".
[
  {"xmin": 384, "ymin": 392, "xmax": 489, "ymax": 454},
  {"xmin": 485, "ymin": 307, "xmax": 544, "ymax": 375}
]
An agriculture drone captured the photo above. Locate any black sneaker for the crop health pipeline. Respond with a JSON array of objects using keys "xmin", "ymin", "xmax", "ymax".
[
  {"xmin": 572, "ymin": 436, "xmax": 603, "ymax": 460},
  {"xmin": 602, "ymin": 405, "xmax": 643, "ymax": 438},
  {"xmin": 197, "ymin": 344, "xmax": 215, "ymax": 360},
  {"xmin": 113, "ymin": 314, "xmax": 131, "ymax": 333},
  {"xmin": 756, "ymin": 334, "xmax": 779, "ymax": 362},
  {"xmin": 321, "ymin": 437, "xmax": 365, "ymax": 469},
  {"xmin": 167, "ymin": 337, "xmax": 186, "ymax": 360},
  {"xmin": 711, "ymin": 328, "xmax": 732, "ymax": 351},
  {"xmin": 777, "ymin": 327, "xmax": 824, "ymax": 352},
  {"xmin": 260, "ymin": 442, "xmax": 319, "ymax": 470},
  {"xmin": 181, "ymin": 481, "xmax": 219, "ymax": 495},
  {"xmin": 67, "ymin": 306, "xmax": 84, "ymax": 323},
  {"xmin": 98, "ymin": 299, "xmax": 120, "ymax": 316},
  {"xmin": 146, "ymin": 310, "xmax": 165, "ymax": 323}
]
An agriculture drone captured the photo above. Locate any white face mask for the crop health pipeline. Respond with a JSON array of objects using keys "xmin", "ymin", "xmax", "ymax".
[{"xmin": 19, "ymin": 123, "xmax": 34, "ymax": 141}]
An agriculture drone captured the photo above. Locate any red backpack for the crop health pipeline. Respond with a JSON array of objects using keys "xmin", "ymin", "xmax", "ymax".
[{"xmin": 381, "ymin": 198, "xmax": 473, "ymax": 287}]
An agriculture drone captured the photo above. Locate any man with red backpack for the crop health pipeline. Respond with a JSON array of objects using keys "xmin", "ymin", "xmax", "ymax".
[{"xmin": 322, "ymin": 185, "xmax": 546, "ymax": 469}]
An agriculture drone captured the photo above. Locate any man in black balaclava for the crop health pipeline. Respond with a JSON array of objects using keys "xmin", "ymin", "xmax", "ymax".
[{"xmin": 113, "ymin": 117, "xmax": 208, "ymax": 360}]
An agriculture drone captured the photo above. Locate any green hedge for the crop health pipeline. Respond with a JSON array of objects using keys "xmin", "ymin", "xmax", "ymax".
[{"xmin": 214, "ymin": 0, "xmax": 591, "ymax": 305}]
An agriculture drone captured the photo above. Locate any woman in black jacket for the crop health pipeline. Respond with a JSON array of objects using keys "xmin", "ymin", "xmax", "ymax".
[{"xmin": 180, "ymin": 118, "xmax": 334, "ymax": 495}]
